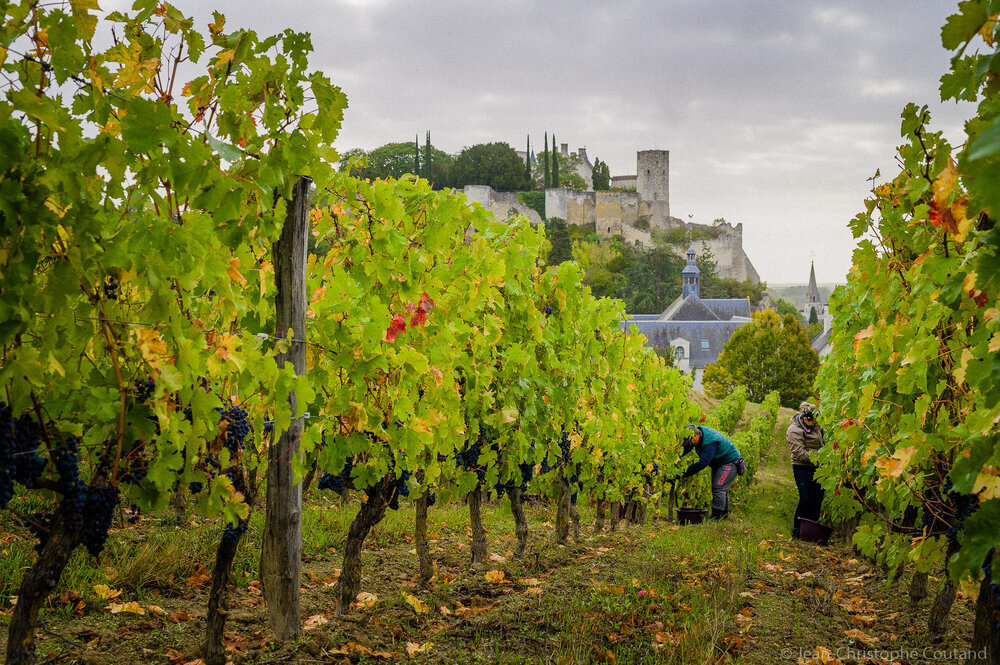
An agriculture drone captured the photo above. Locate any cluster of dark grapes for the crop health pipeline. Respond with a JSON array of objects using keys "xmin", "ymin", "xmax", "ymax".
[
  {"xmin": 25, "ymin": 484, "xmax": 119, "ymax": 556},
  {"xmin": 103, "ymin": 276, "xmax": 120, "ymax": 301},
  {"xmin": 222, "ymin": 519, "xmax": 249, "ymax": 547},
  {"xmin": 318, "ymin": 458, "xmax": 354, "ymax": 496},
  {"xmin": 456, "ymin": 433, "xmax": 486, "ymax": 480},
  {"xmin": 121, "ymin": 455, "xmax": 148, "ymax": 487},
  {"xmin": 942, "ymin": 477, "xmax": 978, "ymax": 548},
  {"xmin": 219, "ymin": 406, "xmax": 250, "ymax": 455},
  {"xmin": 0, "ymin": 403, "xmax": 47, "ymax": 507},
  {"xmin": 81, "ymin": 485, "xmax": 119, "ymax": 557},
  {"xmin": 55, "ymin": 436, "xmax": 85, "ymax": 531},
  {"xmin": 133, "ymin": 377, "xmax": 156, "ymax": 403},
  {"xmin": 386, "ymin": 470, "xmax": 411, "ymax": 511},
  {"xmin": 544, "ymin": 306, "xmax": 553, "ymax": 316}
]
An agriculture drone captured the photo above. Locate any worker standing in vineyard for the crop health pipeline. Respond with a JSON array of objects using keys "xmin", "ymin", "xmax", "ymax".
[
  {"xmin": 787, "ymin": 402, "xmax": 825, "ymax": 539},
  {"xmin": 679, "ymin": 424, "xmax": 745, "ymax": 520}
]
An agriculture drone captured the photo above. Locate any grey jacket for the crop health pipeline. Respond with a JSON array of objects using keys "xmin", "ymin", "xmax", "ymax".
[{"xmin": 786, "ymin": 413, "xmax": 824, "ymax": 466}]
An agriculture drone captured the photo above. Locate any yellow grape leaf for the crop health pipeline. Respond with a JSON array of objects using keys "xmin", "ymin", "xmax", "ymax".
[
  {"xmin": 108, "ymin": 601, "xmax": 145, "ymax": 615},
  {"xmin": 933, "ymin": 159, "xmax": 959, "ymax": 209},
  {"xmin": 409, "ymin": 417, "xmax": 432, "ymax": 434},
  {"xmin": 258, "ymin": 260, "xmax": 273, "ymax": 299},
  {"xmin": 303, "ymin": 614, "xmax": 329, "ymax": 630},
  {"xmin": 989, "ymin": 333, "xmax": 1000, "ymax": 354},
  {"xmin": 216, "ymin": 49, "xmax": 235, "ymax": 66},
  {"xmin": 403, "ymin": 593, "xmax": 429, "ymax": 614},
  {"xmin": 875, "ymin": 446, "xmax": 917, "ymax": 478},
  {"xmin": 950, "ymin": 199, "xmax": 974, "ymax": 243},
  {"xmin": 568, "ymin": 431, "xmax": 583, "ymax": 449},
  {"xmin": 484, "ymin": 570, "xmax": 506, "ymax": 584},
  {"xmin": 406, "ymin": 641, "xmax": 433, "ymax": 655},
  {"xmin": 134, "ymin": 328, "xmax": 167, "ymax": 364},
  {"xmin": 973, "ymin": 468, "xmax": 1000, "ymax": 501},
  {"xmin": 227, "ymin": 257, "xmax": 247, "ymax": 287},
  {"xmin": 93, "ymin": 585, "xmax": 122, "ymax": 600},
  {"xmin": 501, "ymin": 407, "xmax": 518, "ymax": 423}
]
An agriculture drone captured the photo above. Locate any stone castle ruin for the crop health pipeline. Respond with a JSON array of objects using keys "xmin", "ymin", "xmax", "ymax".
[{"xmin": 464, "ymin": 149, "xmax": 760, "ymax": 284}]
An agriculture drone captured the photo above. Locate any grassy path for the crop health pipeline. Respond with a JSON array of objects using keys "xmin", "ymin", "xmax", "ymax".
[{"xmin": 0, "ymin": 422, "xmax": 977, "ymax": 664}]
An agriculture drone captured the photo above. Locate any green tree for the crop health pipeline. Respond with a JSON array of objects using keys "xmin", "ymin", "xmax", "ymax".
[
  {"xmin": 592, "ymin": 158, "xmax": 611, "ymax": 191},
  {"xmin": 808, "ymin": 306, "xmax": 819, "ymax": 325},
  {"xmin": 525, "ymin": 135, "xmax": 531, "ymax": 184},
  {"xmin": 414, "ymin": 135, "xmax": 420, "ymax": 175},
  {"xmin": 572, "ymin": 238, "xmax": 626, "ymax": 298},
  {"xmin": 543, "ymin": 132, "xmax": 550, "ymax": 189},
  {"xmin": 703, "ymin": 310, "xmax": 819, "ymax": 408},
  {"xmin": 341, "ymin": 141, "xmax": 452, "ymax": 185},
  {"xmin": 424, "ymin": 130, "xmax": 432, "ymax": 183},
  {"xmin": 771, "ymin": 297, "xmax": 803, "ymax": 322},
  {"xmin": 451, "ymin": 142, "xmax": 528, "ymax": 191},
  {"xmin": 552, "ymin": 134, "xmax": 560, "ymax": 187},
  {"xmin": 544, "ymin": 217, "xmax": 573, "ymax": 265}
]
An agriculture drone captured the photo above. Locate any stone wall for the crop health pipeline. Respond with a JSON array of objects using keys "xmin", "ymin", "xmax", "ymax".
[
  {"xmin": 465, "ymin": 185, "xmax": 544, "ymax": 226},
  {"xmin": 610, "ymin": 175, "xmax": 637, "ymax": 190},
  {"xmin": 703, "ymin": 221, "xmax": 760, "ymax": 283}
]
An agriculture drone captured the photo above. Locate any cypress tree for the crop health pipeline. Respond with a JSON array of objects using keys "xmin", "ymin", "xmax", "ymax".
[
  {"xmin": 543, "ymin": 132, "xmax": 549, "ymax": 189},
  {"xmin": 424, "ymin": 131, "xmax": 432, "ymax": 184},
  {"xmin": 525, "ymin": 135, "xmax": 531, "ymax": 188},
  {"xmin": 414, "ymin": 134, "xmax": 420, "ymax": 176},
  {"xmin": 552, "ymin": 134, "xmax": 559, "ymax": 188}
]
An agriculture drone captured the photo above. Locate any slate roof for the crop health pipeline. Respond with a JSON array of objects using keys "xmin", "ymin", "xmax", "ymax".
[
  {"xmin": 624, "ymin": 320, "xmax": 747, "ymax": 367},
  {"xmin": 659, "ymin": 294, "xmax": 720, "ymax": 322},
  {"xmin": 702, "ymin": 299, "xmax": 751, "ymax": 320}
]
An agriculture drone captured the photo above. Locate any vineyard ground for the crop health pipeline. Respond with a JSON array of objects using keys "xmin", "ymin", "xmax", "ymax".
[{"xmin": 0, "ymin": 410, "xmax": 976, "ymax": 664}]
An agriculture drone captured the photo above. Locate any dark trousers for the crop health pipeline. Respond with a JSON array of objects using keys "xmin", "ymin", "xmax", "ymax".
[
  {"xmin": 792, "ymin": 464, "xmax": 824, "ymax": 536},
  {"xmin": 711, "ymin": 462, "xmax": 738, "ymax": 512}
]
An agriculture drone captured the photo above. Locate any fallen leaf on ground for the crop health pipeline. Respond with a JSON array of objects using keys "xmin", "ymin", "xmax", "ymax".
[
  {"xmin": 484, "ymin": 569, "xmax": 506, "ymax": 583},
  {"xmin": 108, "ymin": 601, "xmax": 145, "ymax": 615},
  {"xmin": 304, "ymin": 614, "xmax": 329, "ymax": 630},
  {"xmin": 489, "ymin": 553, "xmax": 506, "ymax": 562},
  {"xmin": 93, "ymin": 584, "xmax": 122, "ymax": 600},
  {"xmin": 186, "ymin": 565, "xmax": 212, "ymax": 589},
  {"xmin": 352, "ymin": 592, "xmax": 378, "ymax": 609},
  {"xmin": 147, "ymin": 605, "xmax": 166, "ymax": 616},
  {"xmin": 404, "ymin": 593, "xmax": 429, "ymax": 614},
  {"xmin": 406, "ymin": 641, "xmax": 433, "ymax": 655},
  {"xmin": 844, "ymin": 628, "xmax": 878, "ymax": 645},
  {"xmin": 524, "ymin": 587, "xmax": 544, "ymax": 596}
]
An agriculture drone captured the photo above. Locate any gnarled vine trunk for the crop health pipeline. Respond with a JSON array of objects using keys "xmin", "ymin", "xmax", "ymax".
[
  {"xmin": 909, "ymin": 570, "xmax": 928, "ymax": 606},
  {"xmin": 509, "ymin": 487, "xmax": 529, "ymax": 557},
  {"xmin": 202, "ymin": 468, "xmax": 255, "ymax": 665},
  {"xmin": 6, "ymin": 521, "xmax": 78, "ymax": 665},
  {"xmin": 415, "ymin": 491, "xmax": 433, "ymax": 585},
  {"xmin": 928, "ymin": 578, "xmax": 956, "ymax": 636},
  {"xmin": 554, "ymin": 478, "xmax": 571, "ymax": 544},
  {"xmin": 969, "ymin": 572, "xmax": 1000, "ymax": 664},
  {"xmin": 469, "ymin": 484, "xmax": 488, "ymax": 565},
  {"xmin": 609, "ymin": 501, "xmax": 622, "ymax": 533},
  {"xmin": 334, "ymin": 482, "xmax": 389, "ymax": 615},
  {"xmin": 570, "ymin": 494, "xmax": 581, "ymax": 543},
  {"xmin": 594, "ymin": 499, "xmax": 606, "ymax": 534}
]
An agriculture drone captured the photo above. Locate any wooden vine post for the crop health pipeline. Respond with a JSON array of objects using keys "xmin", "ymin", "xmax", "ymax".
[{"xmin": 260, "ymin": 176, "xmax": 311, "ymax": 641}]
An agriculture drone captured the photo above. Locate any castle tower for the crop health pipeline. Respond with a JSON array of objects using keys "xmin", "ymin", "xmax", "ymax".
[
  {"xmin": 682, "ymin": 244, "xmax": 700, "ymax": 299},
  {"xmin": 636, "ymin": 150, "xmax": 669, "ymax": 203}
]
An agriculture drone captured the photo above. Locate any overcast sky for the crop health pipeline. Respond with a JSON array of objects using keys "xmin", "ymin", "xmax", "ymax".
[{"xmin": 166, "ymin": 1, "xmax": 973, "ymax": 285}]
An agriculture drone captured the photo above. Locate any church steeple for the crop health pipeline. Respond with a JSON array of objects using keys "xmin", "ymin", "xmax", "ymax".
[
  {"xmin": 681, "ymin": 244, "xmax": 700, "ymax": 299},
  {"xmin": 806, "ymin": 261, "xmax": 820, "ymax": 305}
]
